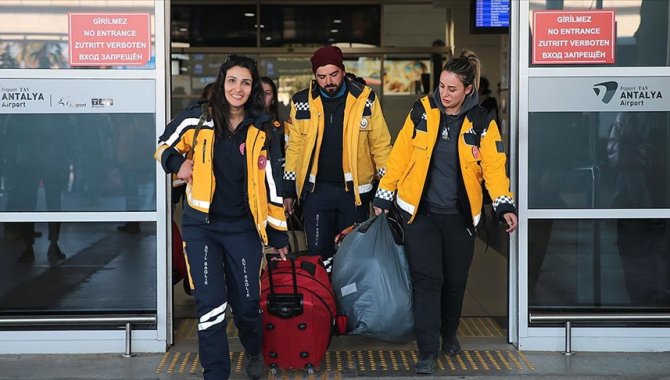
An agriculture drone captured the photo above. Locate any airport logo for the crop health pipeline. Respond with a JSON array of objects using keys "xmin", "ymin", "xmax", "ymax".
[
  {"xmin": 592, "ymin": 80, "xmax": 663, "ymax": 108},
  {"xmin": 91, "ymin": 98, "xmax": 114, "ymax": 108},
  {"xmin": 57, "ymin": 96, "xmax": 87, "ymax": 108},
  {"xmin": 592, "ymin": 81, "xmax": 618, "ymax": 104}
]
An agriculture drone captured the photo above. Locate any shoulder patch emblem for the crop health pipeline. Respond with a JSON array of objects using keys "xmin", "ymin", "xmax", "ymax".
[
  {"xmin": 258, "ymin": 155, "xmax": 267, "ymax": 169},
  {"xmin": 273, "ymin": 120, "xmax": 281, "ymax": 128}
]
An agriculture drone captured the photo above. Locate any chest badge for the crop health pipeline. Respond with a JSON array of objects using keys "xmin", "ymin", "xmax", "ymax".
[
  {"xmin": 258, "ymin": 155, "xmax": 267, "ymax": 170},
  {"xmin": 360, "ymin": 118, "xmax": 369, "ymax": 129},
  {"xmin": 239, "ymin": 143, "xmax": 245, "ymax": 155},
  {"xmin": 441, "ymin": 126, "xmax": 450, "ymax": 141},
  {"xmin": 472, "ymin": 146, "xmax": 481, "ymax": 160}
]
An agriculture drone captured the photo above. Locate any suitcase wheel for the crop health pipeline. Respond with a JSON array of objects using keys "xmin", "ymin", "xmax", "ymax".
[
  {"xmin": 297, "ymin": 322, "xmax": 307, "ymax": 330},
  {"xmin": 305, "ymin": 364, "xmax": 315, "ymax": 374},
  {"xmin": 300, "ymin": 351, "xmax": 309, "ymax": 358}
]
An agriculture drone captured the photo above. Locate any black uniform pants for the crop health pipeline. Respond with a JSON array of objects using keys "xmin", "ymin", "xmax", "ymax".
[
  {"xmin": 302, "ymin": 182, "xmax": 370, "ymax": 259},
  {"xmin": 403, "ymin": 211, "xmax": 475, "ymax": 354},
  {"xmin": 182, "ymin": 215, "xmax": 263, "ymax": 380}
]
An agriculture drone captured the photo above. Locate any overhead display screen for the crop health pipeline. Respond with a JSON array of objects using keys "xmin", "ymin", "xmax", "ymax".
[{"xmin": 471, "ymin": 0, "xmax": 509, "ymax": 33}]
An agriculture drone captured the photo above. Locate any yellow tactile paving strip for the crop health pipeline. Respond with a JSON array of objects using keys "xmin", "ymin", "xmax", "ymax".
[
  {"xmin": 156, "ymin": 350, "xmax": 534, "ymax": 377},
  {"xmin": 164, "ymin": 317, "xmax": 516, "ymax": 377},
  {"xmin": 175, "ymin": 317, "xmax": 504, "ymax": 340},
  {"xmin": 458, "ymin": 317, "xmax": 505, "ymax": 337}
]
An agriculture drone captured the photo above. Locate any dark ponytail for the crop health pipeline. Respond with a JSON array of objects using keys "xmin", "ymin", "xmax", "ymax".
[{"xmin": 442, "ymin": 49, "xmax": 481, "ymax": 91}]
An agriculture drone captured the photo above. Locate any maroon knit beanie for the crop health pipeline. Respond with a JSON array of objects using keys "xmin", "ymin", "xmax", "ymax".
[{"xmin": 310, "ymin": 45, "xmax": 345, "ymax": 73}]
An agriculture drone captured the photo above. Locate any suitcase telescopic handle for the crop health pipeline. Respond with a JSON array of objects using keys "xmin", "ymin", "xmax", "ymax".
[{"xmin": 265, "ymin": 253, "xmax": 299, "ymax": 297}]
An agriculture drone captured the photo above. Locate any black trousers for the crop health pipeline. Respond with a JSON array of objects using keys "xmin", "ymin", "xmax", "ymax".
[
  {"xmin": 403, "ymin": 211, "xmax": 475, "ymax": 354},
  {"xmin": 182, "ymin": 215, "xmax": 263, "ymax": 380},
  {"xmin": 302, "ymin": 183, "xmax": 370, "ymax": 259}
]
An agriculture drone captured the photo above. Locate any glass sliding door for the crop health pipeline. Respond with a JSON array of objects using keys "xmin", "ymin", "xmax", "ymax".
[
  {"xmin": 0, "ymin": 0, "xmax": 169, "ymax": 353},
  {"xmin": 516, "ymin": 0, "xmax": 670, "ymax": 352}
]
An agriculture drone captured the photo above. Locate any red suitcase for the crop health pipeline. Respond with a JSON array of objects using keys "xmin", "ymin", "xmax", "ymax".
[{"xmin": 261, "ymin": 254, "xmax": 336, "ymax": 372}]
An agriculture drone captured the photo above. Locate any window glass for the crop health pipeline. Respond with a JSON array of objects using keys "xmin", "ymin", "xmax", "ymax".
[
  {"xmin": 0, "ymin": 113, "xmax": 156, "ymax": 212},
  {"xmin": 529, "ymin": 219, "xmax": 670, "ymax": 314},
  {"xmin": 260, "ymin": 5, "xmax": 381, "ymax": 47},
  {"xmin": 0, "ymin": 221, "xmax": 156, "ymax": 316},
  {"xmin": 171, "ymin": 5, "xmax": 257, "ymax": 47},
  {"xmin": 529, "ymin": 0, "xmax": 668, "ymax": 67},
  {"xmin": 528, "ymin": 111, "xmax": 670, "ymax": 209},
  {"xmin": 0, "ymin": 1, "xmax": 156, "ymax": 69}
]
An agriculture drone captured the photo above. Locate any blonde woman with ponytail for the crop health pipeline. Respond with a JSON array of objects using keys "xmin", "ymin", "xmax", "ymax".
[{"xmin": 373, "ymin": 50, "xmax": 517, "ymax": 374}]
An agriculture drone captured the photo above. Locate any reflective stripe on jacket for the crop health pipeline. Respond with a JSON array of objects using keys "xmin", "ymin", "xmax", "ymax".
[{"xmin": 155, "ymin": 109, "xmax": 286, "ymax": 245}]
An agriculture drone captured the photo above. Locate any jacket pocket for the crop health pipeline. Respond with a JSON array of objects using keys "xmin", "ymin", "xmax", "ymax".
[{"xmin": 411, "ymin": 132, "xmax": 429, "ymax": 151}]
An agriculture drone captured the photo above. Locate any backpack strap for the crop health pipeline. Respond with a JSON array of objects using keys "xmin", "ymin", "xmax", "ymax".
[
  {"xmin": 466, "ymin": 105, "xmax": 489, "ymax": 147},
  {"xmin": 186, "ymin": 103, "xmax": 210, "ymax": 160}
]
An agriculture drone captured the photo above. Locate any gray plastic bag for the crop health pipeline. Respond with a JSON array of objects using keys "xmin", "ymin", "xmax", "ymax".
[{"xmin": 332, "ymin": 214, "xmax": 414, "ymax": 342}]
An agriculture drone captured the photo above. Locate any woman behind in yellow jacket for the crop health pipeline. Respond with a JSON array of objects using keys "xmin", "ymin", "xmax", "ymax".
[
  {"xmin": 373, "ymin": 50, "xmax": 517, "ymax": 375},
  {"xmin": 155, "ymin": 55, "xmax": 288, "ymax": 380}
]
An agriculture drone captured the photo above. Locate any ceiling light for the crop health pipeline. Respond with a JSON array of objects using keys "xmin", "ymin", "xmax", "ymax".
[
  {"xmin": 330, "ymin": 29, "xmax": 339, "ymax": 33},
  {"xmin": 333, "ymin": 19, "xmax": 342, "ymax": 24},
  {"xmin": 244, "ymin": 13, "xmax": 255, "ymax": 17}
]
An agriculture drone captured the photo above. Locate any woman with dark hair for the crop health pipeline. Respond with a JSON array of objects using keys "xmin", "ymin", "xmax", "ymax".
[
  {"xmin": 155, "ymin": 54, "xmax": 288, "ymax": 380},
  {"xmin": 260, "ymin": 76, "xmax": 279, "ymax": 120},
  {"xmin": 373, "ymin": 50, "xmax": 517, "ymax": 374}
]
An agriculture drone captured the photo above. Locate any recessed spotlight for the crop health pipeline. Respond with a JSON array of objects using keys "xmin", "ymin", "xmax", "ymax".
[
  {"xmin": 330, "ymin": 29, "xmax": 339, "ymax": 33},
  {"xmin": 244, "ymin": 13, "xmax": 255, "ymax": 17}
]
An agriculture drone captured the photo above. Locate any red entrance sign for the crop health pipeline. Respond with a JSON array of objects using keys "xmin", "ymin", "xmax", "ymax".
[
  {"xmin": 68, "ymin": 13, "xmax": 151, "ymax": 66},
  {"xmin": 532, "ymin": 10, "xmax": 615, "ymax": 65}
]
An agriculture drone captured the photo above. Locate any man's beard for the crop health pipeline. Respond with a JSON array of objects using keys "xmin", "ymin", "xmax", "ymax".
[{"xmin": 322, "ymin": 82, "xmax": 342, "ymax": 96}]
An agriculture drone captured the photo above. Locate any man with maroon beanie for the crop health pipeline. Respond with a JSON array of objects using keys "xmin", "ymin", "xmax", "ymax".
[{"xmin": 283, "ymin": 45, "xmax": 391, "ymax": 266}]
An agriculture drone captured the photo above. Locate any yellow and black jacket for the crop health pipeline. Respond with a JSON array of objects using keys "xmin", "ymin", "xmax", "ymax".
[
  {"xmin": 373, "ymin": 95, "xmax": 516, "ymax": 227},
  {"xmin": 155, "ymin": 104, "xmax": 287, "ymax": 246},
  {"xmin": 283, "ymin": 77, "xmax": 391, "ymax": 205}
]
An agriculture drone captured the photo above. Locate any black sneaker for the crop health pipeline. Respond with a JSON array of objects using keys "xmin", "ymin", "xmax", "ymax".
[
  {"xmin": 245, "ymin": 353, "xmax": 264, "ymax": 379},
  {"xmin": 414, "ymin": 352, "xmax": 437, "ymax": 375},
  {"xmin": 441, "ymin": 335, "xmax": 461, "ymax": 356},
  {"xmin": 47, "ymin": 243, "xmax": 66, "ymax": 261}
]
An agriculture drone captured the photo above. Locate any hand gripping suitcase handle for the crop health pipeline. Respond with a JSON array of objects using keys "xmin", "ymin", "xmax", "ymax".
[
  {"xmin": 265, "ymin": 253, "xmax": 300, "ymax": 296},
  {"xmin": 265, "ymin": 253, "xmax": 303, "ymax": 318}
]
